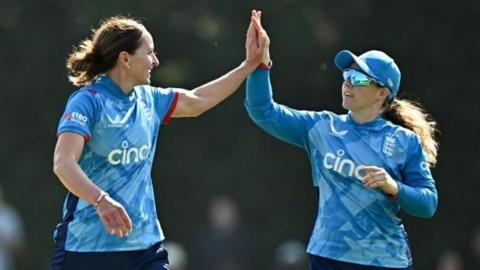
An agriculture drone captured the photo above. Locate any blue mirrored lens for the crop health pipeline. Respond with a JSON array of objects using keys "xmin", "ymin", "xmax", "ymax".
[{"xmin": 343, "ymin": 69, "xmax": 373, "ymax": 87}]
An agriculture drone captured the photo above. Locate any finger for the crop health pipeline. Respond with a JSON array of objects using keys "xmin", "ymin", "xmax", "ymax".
[
  {"xmin": 362, "ymin": 166, "xmax": 381, "ymax": 171},
  {"xmin": 246, "ymin": 19, "xmax": 252, "ymax": 35},
  {"xmin": 364, "ymin": 180, "xmax": 379, "ymax": 188},
  {"xmin": 253, "ymin": 10, "xmax": 261, "ymax": 23},
  {"xmin": 364, "ymin": 171, "xmax": 384, "ymax": 179},
  {"xmin": 253, "ymin": 16, "xmax": 262, "ymax": 30},
  {"xmin": 119, "ymin": 209, "xmax": 133, "ymax": 232},
  {"xmin": 249, "ymin": 15, "xmax": 259, "ymax": 33},
  {"xmin": 361, "ymin": 166, "xmax": 381, "ymax": 174},
  {"xmin": 251, "ymin": 14, "xmax": 262, "ymax": 30},
  {"xmin": 111, "ymin": 213, "xmax": 126, "ymax": 237},
  {"xmin": 364, "ymin": 179, "xmax": 378, "ymax": 188},
  {"xmin": 362, "ymin": 172, "xmax": 374, "ymax": 182},
  {"xmin": 253, "ymin": 24, "xmax": 265, "ymax": 45},
  {"xmin": 258, "ymin": 31, "xmax": 267, "ymax": 51},
  {"xmin": 362, "ymin": 173, "xmax": 376, "ymax": 185},
  {"xmin": 264, "ymin": 33, "xmax": 270, "ymax": 48},
  {"xmin": 362, "ymin": 175, "xmax": 370, "ymax": 184},
  {"xmin": 100, "ymin": 214, "xmax": 115, "ymax": 235},
  {"xmin": 115, "ymin": 229, "xmax": 123, "ymax": 238},
  {"xmin": 362, "ymin": 177, "xmax": 374, "ymax": 187},
  {"xmin": 364, "ymin": 175, "xmax": 385, "ymax": 188},
  {"xmin": 368, "ymin": 179, "xmax": 385, "ymax": 189},
  {"xmin": 247, "ymin": 21, "xmax": 256, "ymax": 42},
  {"xmin": 109, "ymin": 214, "xmax": 128, "ymax": 237},
  {"xmin": 109, "ymin": 214, "xmax": 123, "ymax": 236},
  {"xmin": 246, "ymin": 24, "xmax": 253, "ymax": 45},
  {"xmin": 246, "ymin": 26, "xmax": 258, "ymax": 52},
  {"xmin": 365, "ymin": 181, "xmax": 375, "ymax": 188},
  {"xmin": 367, "ymin": 171, "xmax": 387, "ymax": 184}
]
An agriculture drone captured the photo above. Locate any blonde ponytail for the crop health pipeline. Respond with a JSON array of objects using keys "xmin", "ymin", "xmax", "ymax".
[{"xmin": 381, "ymin": 98, "xmax": 439, "ymax": 167}]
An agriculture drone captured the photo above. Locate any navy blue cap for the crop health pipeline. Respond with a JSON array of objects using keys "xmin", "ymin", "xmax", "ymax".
[{"xmin": 335, "ymin": 50, "xmax": 401, "ymax": 100}]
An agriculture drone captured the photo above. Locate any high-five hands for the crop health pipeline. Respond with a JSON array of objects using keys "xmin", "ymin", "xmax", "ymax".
[{"xmin": 245, "ymin": 10, "xmax": 271, "ymax": 67}]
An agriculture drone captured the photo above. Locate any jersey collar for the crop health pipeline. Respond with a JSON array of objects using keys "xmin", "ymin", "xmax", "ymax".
[
  {"xmin": 96, "ymin": 75, "xmax": 136, "ymax": 102},
  {"xmin": 346, "ymin": 112, "xmax": 386, "ymax": 130}
]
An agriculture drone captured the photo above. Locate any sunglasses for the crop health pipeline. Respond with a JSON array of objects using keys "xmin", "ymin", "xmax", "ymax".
[{"xmin": 342, "ymin": 69, "xmax": 382, "ymax": 87}]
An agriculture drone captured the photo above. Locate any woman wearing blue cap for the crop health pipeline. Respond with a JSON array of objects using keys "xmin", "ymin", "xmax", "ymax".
[{"xmin": 246, "ymin": 11, "xmax": 438, "ymax": 269}]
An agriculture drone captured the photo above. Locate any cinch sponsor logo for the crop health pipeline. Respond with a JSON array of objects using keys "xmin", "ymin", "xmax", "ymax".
[
  {"xmin": 64, "ymin": 112, "xmax": 88, "ymax": 126},
  {"xmin": 323, "ymin": 149, "xmax": 366, "ymax": 181},
  {"xmin": 107, "ymin": 140, "xmax": 151, "ymax": 165}
]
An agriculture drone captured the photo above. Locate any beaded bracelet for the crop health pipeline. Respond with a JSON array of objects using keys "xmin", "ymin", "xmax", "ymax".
[{"xmin": 94, "ymin": 191, "xmax": 109, "ymax": 207}]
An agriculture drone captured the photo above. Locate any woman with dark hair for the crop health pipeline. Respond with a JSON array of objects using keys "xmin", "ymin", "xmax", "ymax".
[
  {"xmin": 246, "ymin": 11, "xmax": 438, "ymax": 270},
  {"xmin": 51, "ymin": 14, "xmax": 267, "ymax": 270}
]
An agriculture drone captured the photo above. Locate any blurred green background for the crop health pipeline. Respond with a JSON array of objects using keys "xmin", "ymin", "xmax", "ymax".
[{"xmin": 0, "ymin": 0, "xmax": 479, "ymax": 269}]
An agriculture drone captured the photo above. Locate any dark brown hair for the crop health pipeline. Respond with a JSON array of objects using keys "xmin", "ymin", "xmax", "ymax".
[
  {"xmin": 66, "ymin": 16, "xmax": 146, "ymax": 86},
  {"xmin": 381, "ymin": 98, "xmax": 439, "ymax": 167}
]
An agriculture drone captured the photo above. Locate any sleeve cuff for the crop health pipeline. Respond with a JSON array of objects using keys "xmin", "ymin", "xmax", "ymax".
[
  {"xmin": 163, "ymin": 91, "xmax": 179, "ymax": 125},
  {"xmin": 57, "ymin": 129, "xmax": 90, "ymax": 143},
  {"xmin": 258, "ymin": 60, "xmax": 273, "ymax": 70}
]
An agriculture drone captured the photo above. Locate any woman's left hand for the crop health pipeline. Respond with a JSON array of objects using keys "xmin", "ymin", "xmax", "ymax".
[
  {"xmin": 245, "ymin": 10, "xmax": 270, "ymax": 68},
  {"xmin": 362, "ymin": 166, "xmax": 399, "ymax": 196}
]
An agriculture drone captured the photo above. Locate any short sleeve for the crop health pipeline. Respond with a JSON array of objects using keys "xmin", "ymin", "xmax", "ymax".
[
  {"xmin": 151, "ymin": 87, "xmax": 179, "ymax": 125},
  {"xmin": 57, "ymin": 90, "xmax": 98, "ymax": 142}
]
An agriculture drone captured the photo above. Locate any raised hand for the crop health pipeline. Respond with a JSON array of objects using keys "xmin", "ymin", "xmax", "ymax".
[
  {"xmin": 245, "ymin": 10, "xmax": 270, "ymax": 67},
  {"xmin": 251, "ymin": 10, "xmax": 271, "ymax": 65}
]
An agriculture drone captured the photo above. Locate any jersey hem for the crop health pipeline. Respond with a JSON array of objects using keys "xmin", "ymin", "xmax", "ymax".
[
  {"xmin": 65, "ymin": 236, "xmax": 165, "ymax": 253},
  {"xmin": 306, "ymin": 250, "xmax": 410, "ymax": 268}
]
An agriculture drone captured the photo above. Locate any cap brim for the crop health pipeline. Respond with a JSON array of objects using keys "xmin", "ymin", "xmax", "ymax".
[{"xmin": 334, "ymin": 50, "xmax": 375, "ymax": 79}]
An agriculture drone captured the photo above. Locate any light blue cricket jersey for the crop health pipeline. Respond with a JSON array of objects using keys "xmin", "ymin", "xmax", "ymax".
[
  {"xmin": 245, "ymin": 69, "xmax": 438, "ymax": 268},
  {"xmin": 56, "ymin": 75, "xmax": 178, "ymax": 252}
]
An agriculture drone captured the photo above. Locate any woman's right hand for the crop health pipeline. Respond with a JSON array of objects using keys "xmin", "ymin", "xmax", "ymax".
[
  {"xmin": 245, "ymin": 10, "xmax": 271, "ymax": 68},
  {"xmin": 96, "ymin": 194, "xmax": 133, "ymax": 237},
  {"xmin": 53, "ymin": 132, "xmax": 132, "ymax": 238}
]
